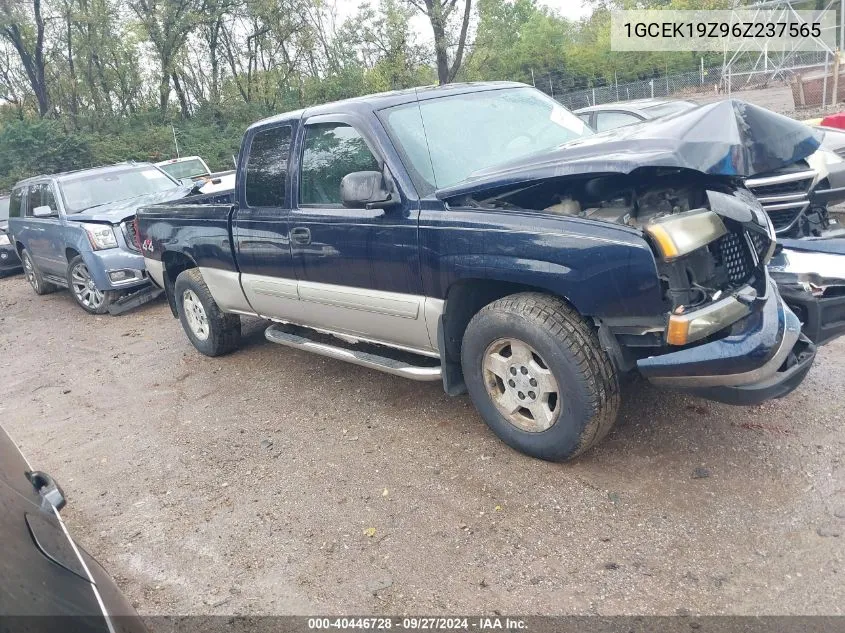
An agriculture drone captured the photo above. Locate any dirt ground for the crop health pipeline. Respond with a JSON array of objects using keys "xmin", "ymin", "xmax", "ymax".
[{"xmin": 0, "ymin": 274, "xmax": 843, "ymax": 616}]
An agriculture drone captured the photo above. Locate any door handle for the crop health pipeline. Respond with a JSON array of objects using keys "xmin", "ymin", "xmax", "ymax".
[{"xmin": 290, "ymin": 227, "xmax": 311, "ymax": 245}]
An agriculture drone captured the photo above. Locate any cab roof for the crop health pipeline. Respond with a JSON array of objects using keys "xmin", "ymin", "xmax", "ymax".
[
  {"xmin": 13, "ymin": 162, "xmax": 159, "ymax": 187},
  {"xmin": 247, "ymin": 81, "xmax": 529, "ymax": 132}
]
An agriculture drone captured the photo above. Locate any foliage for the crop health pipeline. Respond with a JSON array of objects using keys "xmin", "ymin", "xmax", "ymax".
[{"xmin": 0, "ymin": 0, "xmax": 717, "ymax": 192}]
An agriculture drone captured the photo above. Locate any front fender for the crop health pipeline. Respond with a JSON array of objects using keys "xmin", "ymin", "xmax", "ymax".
[
  {"xmin": 420, "ymin": 207, "xmax": 664, "ymax": 318},
  {"xmin": 64, "ymin": 225, "xmax": 146, "ymax": 290}
]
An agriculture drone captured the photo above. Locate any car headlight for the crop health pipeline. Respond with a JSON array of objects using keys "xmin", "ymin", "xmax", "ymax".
[
  {"xmin": 82, "ymin": 223, "xmax": 118, "ymax": 250},
  {"xmin": 667, "ymin": 294, "xmax": 752, "ymax": 345},
  {"xmin": 644, "ymin": 209, "xmax": 728, "ymax": 261},
  {"xmin": 0, "ymin": 234, "xmax": 10, "ymax": 246}
]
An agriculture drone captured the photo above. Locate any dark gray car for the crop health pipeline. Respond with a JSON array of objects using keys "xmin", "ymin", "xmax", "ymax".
[
  {"xmin": 0, "ymin": 195, "xmax": 23, "ymax": 275},
  {"xmin": 0, "ymin": 424, "xmax": 146, "ymax": 632}
]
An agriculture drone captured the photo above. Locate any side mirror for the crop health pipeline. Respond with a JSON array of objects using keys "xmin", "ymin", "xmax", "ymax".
[
  {"xmin": 340, "ymin": 170, "xmax": 398, "ymax": 210},
  {"xmin": 32, "ymin": 205, "xmax": 54, "ymax": 217}
]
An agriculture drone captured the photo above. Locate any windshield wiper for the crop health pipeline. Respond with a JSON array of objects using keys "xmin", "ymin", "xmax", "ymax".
[{"xmin": 71, "ymin": 201, "xmax": 111, "ymax": 213}]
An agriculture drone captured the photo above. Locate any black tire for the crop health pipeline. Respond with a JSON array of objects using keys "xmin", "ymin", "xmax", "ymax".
[
  {"xmin": 174, "ymin": 268, "xmax": 241, "ymax": 356},
  {"xmin": 66, "ymin": 255, "xmax": 118, "ymax": 314},
  {"xmin": 21, "ymin": 248, "xmax": 59, "ymax": 295},
  {"xmin": 461, "ymin": 292, "xmax": 620, "ymax": 462}
]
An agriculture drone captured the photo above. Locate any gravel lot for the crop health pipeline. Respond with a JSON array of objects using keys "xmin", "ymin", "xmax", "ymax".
[{"xmin": 1, "ymin": 274, "xmax": 843, "ymax": 616}]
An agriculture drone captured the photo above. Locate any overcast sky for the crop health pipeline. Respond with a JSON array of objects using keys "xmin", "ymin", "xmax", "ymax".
[{"xmin": 332, "ymin": 0, "xmax": 593, "ymax": 38}]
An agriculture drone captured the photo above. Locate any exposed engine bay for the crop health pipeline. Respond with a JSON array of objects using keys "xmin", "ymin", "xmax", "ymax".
[{"xmin": 472, "ymin": 168, "xmax": 774, "ymax": 320}]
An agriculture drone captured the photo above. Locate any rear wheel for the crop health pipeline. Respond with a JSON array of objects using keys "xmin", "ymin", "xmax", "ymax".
[
  {"xmin": 67, "ymin": 255, "xmax": 117, "ymax": 314},
  {"xmin": 461, "ymin": 292, "xmax": 620, "ymax": 462},
  {"xmin": 174, "ymin": 268, "xmax": 241, "ymax": 356},
  {"xmin": 21, "ymin": 249, "xmax": 58, "ymax": 295}
]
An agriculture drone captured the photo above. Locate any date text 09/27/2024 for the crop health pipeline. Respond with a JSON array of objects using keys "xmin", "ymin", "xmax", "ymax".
[{"xmin": 307, "ymin": 617, "xmax": 527, "ymax": 630}]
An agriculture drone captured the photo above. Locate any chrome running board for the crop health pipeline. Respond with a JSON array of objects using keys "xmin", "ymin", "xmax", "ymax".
[{"xmin": 265, "ymin": 324, "xmax": 442, "ymax": 381}]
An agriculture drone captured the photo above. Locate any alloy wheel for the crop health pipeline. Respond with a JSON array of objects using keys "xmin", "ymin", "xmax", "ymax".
[
  {"xmin": 482, "ymin": 337, "xmax": 561, "ymax": 433},
  {"xmin": 70, "ymin": 262, "xmax": 105, "ymax": 310},
  {"xmin": 22, "ymin": 252, "xmax": 39, "ymax": 293},
  {"xmin": 182, "ymin": 289, "xmax": 210, "ymax": 341}
]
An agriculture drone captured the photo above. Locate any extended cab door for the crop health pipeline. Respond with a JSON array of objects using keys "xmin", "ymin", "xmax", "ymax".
[
  {"xmin": 287, "ymin": 113, "xmax": 434, "ymax": 353},
  {"xmin": 234, "ymin": 122, "xmax": 299, "ymax": 317}
]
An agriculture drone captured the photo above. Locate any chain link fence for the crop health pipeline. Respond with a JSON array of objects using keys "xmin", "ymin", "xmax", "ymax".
[{"xmin": 533, "ymin": 50, "xmax": 836, "ymax": 114}]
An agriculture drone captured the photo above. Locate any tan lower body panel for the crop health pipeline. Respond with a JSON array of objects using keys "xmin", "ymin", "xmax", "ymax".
[{"xmin": 199, "ymin": 268, "xmax": 443, "ymax": 355}]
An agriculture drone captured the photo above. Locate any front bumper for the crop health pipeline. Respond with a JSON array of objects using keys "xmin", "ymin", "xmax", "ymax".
[
  {"xmin": 0, "ymin": 244, "xmax": 22, "ymax": 274},
  {"xmin": 80, "ymin": 224, "xmax": 149, "ymax": 292},
  {"xmin": 637, "ymin": 277, "xmax": 816, "ymax": 406}
]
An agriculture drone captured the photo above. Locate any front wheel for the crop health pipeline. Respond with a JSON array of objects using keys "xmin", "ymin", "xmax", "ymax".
[
  {"xmin": 461, "ymin": 293, "xmax": 620, "ymax": 462},
  {"xmin": 174, "ymin": 268, "xmax": 241, "ymax": 356},
  {"xmin": 67, "ymin": 255, "xmax": 117, "ymax": 314}
]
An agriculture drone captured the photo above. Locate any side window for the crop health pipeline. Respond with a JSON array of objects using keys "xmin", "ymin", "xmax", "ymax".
[
  {"xmin": 25, "ymin": 185, "xmax": 41, "ymax": 217},
  {"xmin": 594, "ymin": 111, "xmax": 642, "ymax": 132},
  {"xmin": 299, "ymin": 123, "xmax": 380, "ymax": 206},
  {"xmin": 576, "ymin": 113, "xmax": 592, "ymax": 127},
  {"xmin": 245, "ymin": 125, "xmax": 292, "ymax": 208},
  {"xmin": 25, "ymin": 183, "xmax": 58, "ymax": 216},
  {"xmin": 41, "ymin": 184, "xmax": 58, "ymax": 212},
  {"xmin": 8, "ymin": 187, "xmax": 24, "ymax": 218}
]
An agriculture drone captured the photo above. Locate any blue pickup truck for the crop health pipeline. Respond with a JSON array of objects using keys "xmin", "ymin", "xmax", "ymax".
[
  {"xmin": 7, "ymin": 162, "xmax": 193, "ymax": 314},
  {"xmin": 137, "ymin": 82, "xmax": 821, "ymax": 461}
]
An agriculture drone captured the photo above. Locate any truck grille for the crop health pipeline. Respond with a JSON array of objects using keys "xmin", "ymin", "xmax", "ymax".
[
  {"xmin": 714, "ymin": 232, "xmax": 755, "ymax": 285},
  {"xmin": 745, "ymin": 168, "xmax": 816, "ymax": 234},
  {"xmin": 122, "ymin": 220, "xmax": 141, "ymax": 252},
  {"xmin": 747, "ymin": 230, "xmax": 771, "ymax": 262}
]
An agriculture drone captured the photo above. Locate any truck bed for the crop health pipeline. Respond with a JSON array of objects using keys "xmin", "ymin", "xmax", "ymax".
[{"xmin": 135, "ymin": 193, "xmax": 239, "ymax": 273}]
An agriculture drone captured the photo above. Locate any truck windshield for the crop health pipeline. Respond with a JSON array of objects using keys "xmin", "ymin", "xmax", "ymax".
[
  {"xmin": 158, "ymin": 158, "xmax": 209, "ymax": 180},
  {"xmin": 382, "ymin": 87, "xmax": 592, "ymax": 193},
  {"xmin": 61, "ymin": 166, "xmax": 179, "ymax": 213}
]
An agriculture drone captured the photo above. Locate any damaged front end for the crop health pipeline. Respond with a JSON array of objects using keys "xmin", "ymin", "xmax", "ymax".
[
  {"xmin": 434, "ymin": 96, "xmax": 831, "ymax": 404},
  {"xmin": 444, "ymin": 164, "xmax": 816, "ymax": 405}
]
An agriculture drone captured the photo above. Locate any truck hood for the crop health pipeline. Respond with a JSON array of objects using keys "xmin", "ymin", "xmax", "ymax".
[
  {"xmin": 436, "ymin": 99, "xmax": 822, "ymax": 201},
  {"xmin": 64, "ymin": 186, "xmax": 194, "ymax": 224}
]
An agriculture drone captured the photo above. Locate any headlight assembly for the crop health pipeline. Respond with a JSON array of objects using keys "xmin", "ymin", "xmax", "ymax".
[
  {"xmin": 644, "ymin": 209, "xmax": 728, "ymax": 261},
  {"xmin": 82, "ymin": 223, "xmax": 119, "ymax": 250},
  {"xmin": 667, "ymin": 295, "xmax": 752, "ymax": 345}
]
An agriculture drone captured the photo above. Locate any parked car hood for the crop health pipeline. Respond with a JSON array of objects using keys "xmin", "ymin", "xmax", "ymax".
[
  {"xmin": 0, "ymin": 221, "xmax": 8, "ymax": 233},
  {"xmin": 436, "ymin": 99, "xmax": 822, "ymax": 201},
  {"xmin": 65, "ymin": 186, "xmax": 194, "ymax": 224}
]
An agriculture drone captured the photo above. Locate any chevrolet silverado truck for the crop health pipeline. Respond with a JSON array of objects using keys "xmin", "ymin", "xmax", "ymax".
[
  {"xmin": 7, "ymin": 162, "xmax": 193, "ymax": 314},
  {"xmin": 137, "ymin": 82, "xmax": 819, "ymax": 462}
]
